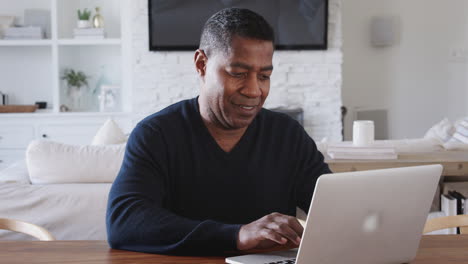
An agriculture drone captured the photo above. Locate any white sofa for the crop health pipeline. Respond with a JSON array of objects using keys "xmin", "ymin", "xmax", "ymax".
[
  {"xmin": 0, "ymin": 160, "xmax": 111, "ymax": 240},
  {"xmin": 0, "ymin": 119, "xmax": 126, "ymax": 240}
]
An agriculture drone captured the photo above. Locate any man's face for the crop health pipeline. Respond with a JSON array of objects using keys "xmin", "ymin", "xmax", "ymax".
[{"xmin": 199, "ymin": 36, "xmax": 274, "ymax": 130}]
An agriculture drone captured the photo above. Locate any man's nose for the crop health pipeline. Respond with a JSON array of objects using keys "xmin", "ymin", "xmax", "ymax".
[{"xmin": 240, "ymin": 74, "xmax": 261, "ymax": 98}]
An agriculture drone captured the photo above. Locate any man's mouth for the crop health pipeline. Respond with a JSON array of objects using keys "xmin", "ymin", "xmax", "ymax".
[{"xmin": 238, "ymin": 105, "xmax": 255, "ymax": 110}]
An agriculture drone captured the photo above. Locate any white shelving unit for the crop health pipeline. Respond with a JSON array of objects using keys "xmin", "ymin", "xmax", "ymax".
[
  {"xmin": 57, "ymin": 39, "xmax": 121, "ymax": 45},
  {"xmin": 0, "ymin": 0, "xmax": 133, "ymax": 169},
  {"xmin": 0, "ymin": 0, "xmax": 132, "ymax": 113},
  {"xmin": 0, "ymin": 40, "xmax": 53, "ymax": 46}
]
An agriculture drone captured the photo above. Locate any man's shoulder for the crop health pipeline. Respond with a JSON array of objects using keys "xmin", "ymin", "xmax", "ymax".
[
  {"xmin": 259, "ymin": 108, "xmax": 303, "ymax": 130},
  {"xmin": 137, "ymin": 98, "xmax": 197, "ymax": 131},
  {"xmin": 255, "ymin": 108, "xmax": 310, "ymax": 146}
]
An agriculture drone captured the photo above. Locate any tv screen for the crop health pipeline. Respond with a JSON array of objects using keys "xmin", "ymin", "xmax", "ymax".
[{"xmin": 148, "ymin": 0, "xmax": 328, "ymax": 51}]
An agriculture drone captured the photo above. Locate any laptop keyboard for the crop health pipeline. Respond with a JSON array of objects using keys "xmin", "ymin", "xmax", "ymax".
[{"xmin": 265, "ymin": 258, "xmax": 296, "ymax": 264}]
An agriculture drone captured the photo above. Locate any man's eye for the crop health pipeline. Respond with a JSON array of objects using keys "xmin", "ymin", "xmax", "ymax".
[
  {"xmin": 229, "ymin": 72, "xmax": 246, "ymax": 78},
  {"xmin": 259, "ymin": 75, "xmax": 270, "ymax": 81}
]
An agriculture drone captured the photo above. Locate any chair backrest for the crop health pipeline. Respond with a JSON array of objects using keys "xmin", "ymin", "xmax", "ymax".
[
  {"xmin": 0, "ymin": 218, "xmax": 55, "ymax": 241},
  {"xmin": 423, "ymin": 215, "xmax": 468, "ymax": 234}
]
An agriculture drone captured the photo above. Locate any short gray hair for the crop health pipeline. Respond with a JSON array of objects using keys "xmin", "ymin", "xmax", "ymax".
[{"xmin": 199, "ymin": 8, "xmax": 274, "ymax": 57}]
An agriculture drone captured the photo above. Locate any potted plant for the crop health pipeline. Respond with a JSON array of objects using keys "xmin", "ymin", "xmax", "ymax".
[
  {"xmin": 77, "ymin": 8, "xmax": 92, "ymax": 28},
  {"xmin": 61, "ymin": 69, "xmax": 89, "ymax": 110}
]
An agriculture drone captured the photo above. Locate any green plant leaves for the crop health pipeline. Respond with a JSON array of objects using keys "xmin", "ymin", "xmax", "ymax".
[
  {"xmin": 77, "ymin": 8, "xmax": 91, "ymax": 20},
  {"xmin": 61, "ymin": 69, "xmax": 88, "ymax": 88}
]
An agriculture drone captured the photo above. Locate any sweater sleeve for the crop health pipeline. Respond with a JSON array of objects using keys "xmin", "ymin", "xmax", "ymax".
[
  {"xmin": 106, "ymin": 123, "xmax": 242, "ymax": 255},
  {"xmin": 295, "ymin": 128, "xmax": 332, "ymax": 214}
]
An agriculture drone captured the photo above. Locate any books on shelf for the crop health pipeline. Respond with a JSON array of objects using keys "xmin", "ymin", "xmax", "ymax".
[
  {"xmin": 3, "ymin": 26, "xmax": 44, "ymax": 40},
  {"xmin": 440, "ymin": 184, "xmax": 468, "ymax": 235},
  {"xmin": 450, "ymin": 191, "xmax": 466, "ymax": 218},
  {"xmin": 440, "ymin": 194, "xmax": 457, "ymax": 234},
  {"xmin": 327, "ymin": 142, "xmax": 397, "ymax": 160},
  {"xmin": 73, "ymin": 28, "xmax": 106, "ymax": 39},
  {"xmin": 443, "ymin": 182, "xmax": 468, "ymax": 215},
  {"xmin": 426, "ymin": 211, "xmax": 450, "ymax": 235},
  {"xmin": 24, "ymin": 9, "xmax": 51, "ymax": 39}
]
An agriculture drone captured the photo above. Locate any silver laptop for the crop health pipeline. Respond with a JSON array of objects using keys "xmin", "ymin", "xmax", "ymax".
[{"xmin": 226, "ymin": 165, "xmax": 442, "ymax": 264}]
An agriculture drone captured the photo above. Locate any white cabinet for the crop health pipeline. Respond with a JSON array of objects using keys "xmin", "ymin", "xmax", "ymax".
[
  {"xmin": 0, "ymin": 150, "xmax": 26, "ymax": 170},
  {"xmin": 0, "ymin": 0, "xmax": 132, "ymax": 113},
  {"xmin": 38, "ymin": 124, "xmax": 102, "ymax": 145},
  {"xmin": 0, "ymin": 125, "xmax": 34, "ymax": 170},
  {"xmin": 0, "ymin": 126, "xmax": 35, "ymax": 149}
]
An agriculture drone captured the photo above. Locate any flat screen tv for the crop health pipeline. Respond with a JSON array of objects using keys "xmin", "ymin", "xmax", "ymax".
[{"xmin": 148, "ymin": 0, "xmax": 328, "ymax": 51}]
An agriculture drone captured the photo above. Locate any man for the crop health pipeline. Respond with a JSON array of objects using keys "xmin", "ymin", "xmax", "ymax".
[{"xmin": 106, "ymin": 7, "xmax": 331, "ymax": 255}]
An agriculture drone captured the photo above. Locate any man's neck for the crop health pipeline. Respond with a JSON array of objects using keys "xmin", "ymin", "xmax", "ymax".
[
  {"xmin": 198, "ymin": 100, "xmax": 248, "ymax": 153},
  {"xmin": 204, "ymin": 121, "xmax": 247, "ymax": 153}
]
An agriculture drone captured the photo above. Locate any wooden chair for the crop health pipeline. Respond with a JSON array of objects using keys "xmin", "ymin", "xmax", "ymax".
[
  {"xmin": 423, "ymin": 215, "xmax": 468, "ymax": 234},
  {"xmin": 0, "ymin": 218, "xmax": 55, "ymax": 241}
]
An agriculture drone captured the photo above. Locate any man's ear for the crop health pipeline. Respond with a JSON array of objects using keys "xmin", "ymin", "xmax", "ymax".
[{"xmin": 194, "ymin": 49, "xmax": 208, "ymax": 77}]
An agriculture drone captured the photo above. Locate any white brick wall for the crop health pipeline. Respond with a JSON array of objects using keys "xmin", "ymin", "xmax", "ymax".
[{"xmin": 131, "ymin": 0, "xmax": 343, "ymax": 141}]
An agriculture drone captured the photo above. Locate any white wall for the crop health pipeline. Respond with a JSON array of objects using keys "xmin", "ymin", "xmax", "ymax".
[
  {"xmin": 130, "ymin": 0, "xmax": 344, "ymax": 142},
  {"xmin": 342, "ymin": 0, "xmax": 468, "ymax": 140}
]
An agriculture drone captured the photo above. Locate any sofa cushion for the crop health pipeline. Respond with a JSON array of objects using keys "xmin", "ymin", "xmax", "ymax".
[{"xmin": 26, "ymin": 140, "xmax": 125, "ymax": 184}]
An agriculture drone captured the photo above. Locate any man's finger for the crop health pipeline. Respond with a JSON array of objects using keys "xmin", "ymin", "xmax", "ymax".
[
  {"xmin": 288, "ymin": 218, "xmax": 304, "ymax": 238},
  {"xmin": 265, "ymin": 222, "xmax": 301, "ymax": 245},
  {"xmin": 260, "ymin": 228, "xmax": 287, "ymax": 245},
  {"xmin": 273, "ymin": 215, "xmax": 304, "ymax": 238}
]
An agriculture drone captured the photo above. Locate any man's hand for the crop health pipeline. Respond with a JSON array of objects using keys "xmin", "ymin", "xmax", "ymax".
[{"xmin": 236, "ymin": 212, "xmax": 304, "ymax": 251}]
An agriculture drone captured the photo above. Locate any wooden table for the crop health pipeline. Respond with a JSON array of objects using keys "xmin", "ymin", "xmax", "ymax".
[
  {"xmin": 1, "ymin": 236, "xmax": 468, "ymax": 264},
  {"xmin": 326, "ymin": 151, "xmax": 468, "ymax": 177}
]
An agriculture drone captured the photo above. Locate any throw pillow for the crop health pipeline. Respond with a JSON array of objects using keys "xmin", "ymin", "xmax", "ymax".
[
  {"xmin": 91, "ymin": 118, "xmax": 127, "ymax": 145},
  {"xmin": 444, "ymin": 118, "xmax": 468, "ymax": 150},
  {"xmin": 424, "ymin": 118, "xmax": 455, "ymax": 143},
  {"xmin": 26, "ymin": 140, "xmax": 125, "ymax": 184}
]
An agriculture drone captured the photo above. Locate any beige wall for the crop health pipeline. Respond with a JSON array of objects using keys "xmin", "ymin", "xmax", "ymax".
[{"xmin": 342, "ymin": 0, "xmax": 468, "ymax": 139}]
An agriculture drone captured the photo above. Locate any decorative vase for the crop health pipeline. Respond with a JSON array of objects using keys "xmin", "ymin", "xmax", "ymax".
[
  {"xmin": 77, "ymin": 20, "xmax": 91, "ymax": 28},
  {"xmin": 69, "ymin": 86, "xmax": 84, "ymax": 111},
  {"xmin": 92, "ymin": 7, "xmax": 104, "ymax": 28}
]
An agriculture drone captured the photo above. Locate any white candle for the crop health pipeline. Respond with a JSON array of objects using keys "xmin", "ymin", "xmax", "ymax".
[{"xmin": 353, "ymin": 120, "xmax": 375, "ymax": 146}]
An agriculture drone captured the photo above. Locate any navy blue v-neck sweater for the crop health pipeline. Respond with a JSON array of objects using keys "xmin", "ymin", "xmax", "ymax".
[{"xmin": 106, "ymin": 97, "xmax": 331, "ymax": 255}]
